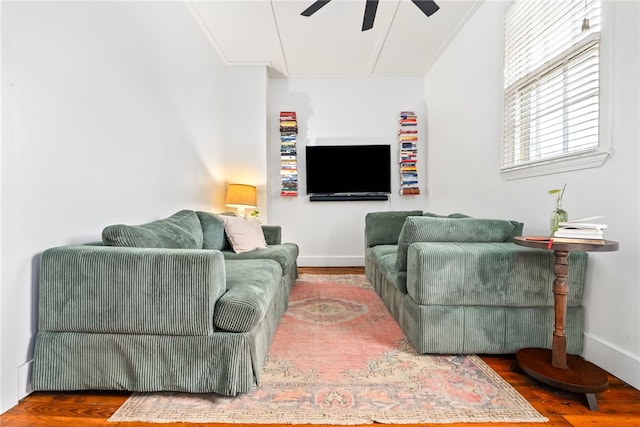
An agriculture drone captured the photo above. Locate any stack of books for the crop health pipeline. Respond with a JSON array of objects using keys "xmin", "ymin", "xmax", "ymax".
[
  {"xmin": 279, "ymin": 111, "xmax": 298, "ymax": 197},
  {"xmin": 553, "ymin": 217, "xmax": 608, "ymax": 244},
  {"xmin": 398, "ymin": 111, "xmax": 420, "ymax": 196}
]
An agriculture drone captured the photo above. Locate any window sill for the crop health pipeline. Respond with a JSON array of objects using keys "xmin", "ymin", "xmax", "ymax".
[{"xmin": 500, "ymin": 150, "xmax": 610, "ymax": 180}]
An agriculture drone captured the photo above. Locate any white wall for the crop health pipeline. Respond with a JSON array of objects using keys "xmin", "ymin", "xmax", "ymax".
[
  {"xmin": 224, "ymin": 66, "xmax": 269, "ymax": 220},
  {"xmin": 268, "ymin": 76, "xmax": 429, "ymax": 266},
  {"xmin": 0, "ymin": 1, "xmax": 229, "ymax": 413},
  {"xmin": 423, "ymin": 0, "xmax": 639, "ymax": 389}
]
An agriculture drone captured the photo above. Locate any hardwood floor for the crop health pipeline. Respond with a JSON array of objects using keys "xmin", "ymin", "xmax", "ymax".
[{"xmin": 3, "ymin": 267, "xmax": 639, "ymax": 427}]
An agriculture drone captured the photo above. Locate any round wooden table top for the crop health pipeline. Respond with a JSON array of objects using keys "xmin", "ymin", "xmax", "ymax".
[{"xmin": 513, "ymin": 236, "xmax": 619, "ymax": 252}]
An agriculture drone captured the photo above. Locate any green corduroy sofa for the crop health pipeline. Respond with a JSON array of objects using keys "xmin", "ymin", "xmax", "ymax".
[
  {"xmin": 32, "ymin": 209, "xmax": 299, "ymax": 396},
  {"xmin": 364, "ymin": 211, "xmax": 588, "ymax": 355}
]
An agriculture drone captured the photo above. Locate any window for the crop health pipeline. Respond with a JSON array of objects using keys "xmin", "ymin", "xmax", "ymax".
[{"xmin": 502, "ymin": 0, "xmax": 605, "ymax": 178}]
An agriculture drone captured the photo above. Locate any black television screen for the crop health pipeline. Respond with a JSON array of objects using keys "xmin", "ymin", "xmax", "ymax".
[{"xmin": 305, "ymin": 145, "xmax": 391, "ymax": 194}]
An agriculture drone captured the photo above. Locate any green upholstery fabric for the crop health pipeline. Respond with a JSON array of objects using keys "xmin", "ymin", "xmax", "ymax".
[
  {"xmin": 32, "ymin": 331, "xmax": 256, "ymax": 395},
  {"xmin": 406, "ymin": 242, "xmax": 587, "ymax": 307},
  {"xmin": 261, "ymin": 225, "xmax": 282, "ymax": 246},
  {"xmin": 367, "ymin": 246, "xmax": 586, "ymax": 354},
  {"xmin": 102, "ymin": 210, "xmax": 203, "ymax": 249},
  {"xmin": 222, "ymin": 243, "xmax": 299, "ymax": 275},
  {"xmin": 422, "ymin": 212, "xmax": 523, "ymax": 238},
  {"xmin": 373, "ymin": 252, "xmax": 407, "ymax": 293},
  {"xmin": 214, "ymin": 260, "xmax": 283, "ymax": 332},
  {"xmin": 402, "ymin": 301, "xmax": 584, "ymax": 354},
  {"xmin": 364, "ymin": 210, "xmax": 423, "ymax": 247},
  {"xmin": 32, "ymin": 256, "xmax": 294, "ymax": 396},
  {"xmin": 39, "ymin": 245, "xmax": 225, "ymax": 336},
  {"xmin": 396, "ymin": 217, "xmax": 522, "ymax": 271},
  {"xmin": 33, "ymin": 212, "xmax": 299, "ymax": 396},
  {"xmin": 364, "ymin": 211, "xmax": 588, "ymax": 355},
  {"xmin": 197, "ymin": 211, "xmax": 227, "ymax": 250},
  {"xmin": 422, "ymin": 212, "xmax": 470, "ymax": 218}
]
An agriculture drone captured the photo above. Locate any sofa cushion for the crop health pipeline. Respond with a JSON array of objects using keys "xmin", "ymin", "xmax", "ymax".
[
  {"xmin": 365, "ymin": 210, "xmax": 423, "ymax": 247},
  {"xmin": 196, "ymin": 211, "xmax": 228, "ymax": 250},
  {"xmin": 223, "ymin": 243, "xmax": 299, "ymax": 275},
  {"xmin": 423, "ymin": 212, "xmax": 471, "ymax": 219},
  {"xmin": 421, "ymin": 213, "xmax": 522, "ymax": 239},
  {"xmin": 396, "ymin": 216, "xmax": 521, "ymax": 271},
  {"xmin": 376, "ymin": 253, "xmax": 408, "ymax": 294},
  {"xmin": 102, "ymin": 210, "xmax": 203, "ymax": 249},
  {"xmin": 366, "ymin": 244, "xmax": 398, "ymax": 260},
  {"xmin": 214, "ymin": 259, "xmax": 282, "ymax": 332},
  {"xmin": 218, "ymin": 215, "xmax": 268, "ymax": 253}
]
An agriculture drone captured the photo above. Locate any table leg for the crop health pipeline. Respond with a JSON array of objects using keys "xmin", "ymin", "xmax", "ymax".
[
  {"xmin": 512, "ymin": 237, "xmax": 618, "ymax": 411},
  {"xmin": 586, "ymin": 393, "xmax": 599, "ymax": 411},
  {"xmin": 516, "ymin": 248, "xmax": 609, "ymax": 411},
  {"xmin": 552, "ymin": 249, "xmax": 569, "ymax": 369}
]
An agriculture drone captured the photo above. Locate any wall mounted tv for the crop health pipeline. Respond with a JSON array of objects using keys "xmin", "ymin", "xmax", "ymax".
[{"xmin": 305, "ymin": 144, "xmax": 391, "ymax": 201}]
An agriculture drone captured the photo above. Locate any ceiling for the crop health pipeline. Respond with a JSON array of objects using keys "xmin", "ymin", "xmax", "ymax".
[{"xmin": 185, "ymin": 0, "xmax": 482, "ymax": 78}]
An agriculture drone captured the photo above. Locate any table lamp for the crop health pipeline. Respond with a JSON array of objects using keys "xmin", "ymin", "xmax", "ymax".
[{"xmin": 225, "ymin": 184, "xmax": 257, "ymax": 216}]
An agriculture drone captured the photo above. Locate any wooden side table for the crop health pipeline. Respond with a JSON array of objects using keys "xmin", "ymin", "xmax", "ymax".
[{"xmin": 513, "ymin": 236, "xmax": 619, "ymax": 411}]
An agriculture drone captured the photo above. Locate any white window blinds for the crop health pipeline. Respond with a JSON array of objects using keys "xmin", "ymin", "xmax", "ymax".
[{"xmin": 502, "ymin": 0, "xmax": 601, "ymax": 171}]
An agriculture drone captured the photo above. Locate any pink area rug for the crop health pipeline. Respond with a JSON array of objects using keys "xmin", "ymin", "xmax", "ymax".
[{"xmin": 109, "ymin": 274, "xmax": 546, "ymax": 424}]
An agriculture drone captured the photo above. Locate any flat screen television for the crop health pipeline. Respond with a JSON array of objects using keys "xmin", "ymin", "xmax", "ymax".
[{"xmin": 305, "ymin": 144, "xmax": 391, "ymax": 196}]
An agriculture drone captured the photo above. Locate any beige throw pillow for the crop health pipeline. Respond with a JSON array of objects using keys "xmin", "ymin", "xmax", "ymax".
[{"xmin": 218, "ymin": 215, "xmax": 267, "ymax": 253}]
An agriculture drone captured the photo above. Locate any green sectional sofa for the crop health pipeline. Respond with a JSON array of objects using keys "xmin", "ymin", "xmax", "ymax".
[
  {"xmin": 365, "ymin": 211, "xmax": 588, "ymax": 355},
  {"xmin": 32, "ymin": 210, "xmax": 299, "ymax": 396}
]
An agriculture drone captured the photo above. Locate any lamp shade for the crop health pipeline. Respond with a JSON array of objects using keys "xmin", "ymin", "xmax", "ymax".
[{"xmin": 225, "ymin": 184, "xmax": 257, "ymax": 209}]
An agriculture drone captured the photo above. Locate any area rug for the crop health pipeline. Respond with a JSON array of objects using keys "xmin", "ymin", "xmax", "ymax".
[{"xmin": 109, "ymin": 274, "xmax": 547, "ymax": 424}]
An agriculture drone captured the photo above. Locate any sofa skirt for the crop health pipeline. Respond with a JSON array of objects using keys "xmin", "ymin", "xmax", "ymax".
[
  {"xmin": 32, "ymin": 264, "xmax": 297, "ymax": 396},
  {"xmin": 32, "ymin": 330, "xmax": 259, "ymax": 396}
]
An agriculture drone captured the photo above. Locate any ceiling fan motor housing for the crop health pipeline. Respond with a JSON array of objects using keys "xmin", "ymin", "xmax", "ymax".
[{"xmin": 301, "ymin": 0, "xmax": 440, "ymax": 31}]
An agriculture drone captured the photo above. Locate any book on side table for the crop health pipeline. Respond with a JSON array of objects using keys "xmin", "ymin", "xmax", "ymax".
[{"xmin": 553, "ymin": 216, "xmax": 608, "ymax": 244}]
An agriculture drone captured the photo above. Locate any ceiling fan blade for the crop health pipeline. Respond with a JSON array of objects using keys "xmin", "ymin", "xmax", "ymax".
[
  {"xmin": 411, "ymin": 0, "xmax": 440, "ymax": 17},
  {"xmin": 362, "ymin": 0, "xmax": 379, "ymax": 31},
  {"xmin": 301, "ymin": 0, "xmax": 332, "ymax": 17}
]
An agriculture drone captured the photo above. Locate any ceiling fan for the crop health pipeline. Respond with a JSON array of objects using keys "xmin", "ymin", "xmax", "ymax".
[{"xmin": 301, "ymin": 0, "xmax": 440, "ymax": 31}]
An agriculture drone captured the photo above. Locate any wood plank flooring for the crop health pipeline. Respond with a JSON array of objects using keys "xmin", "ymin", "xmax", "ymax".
[{"xmin": 3, "ymin": 267, "xmax": 639, "ymax": 427}]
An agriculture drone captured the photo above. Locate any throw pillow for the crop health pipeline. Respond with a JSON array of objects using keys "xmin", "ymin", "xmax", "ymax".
[
  {"xmin": 218, "ymin": 215, "xmax": 267, "ymax": 253},
  {"xmin": 196, "ymin": 211, "xmax": 228, "ymax": 250}
]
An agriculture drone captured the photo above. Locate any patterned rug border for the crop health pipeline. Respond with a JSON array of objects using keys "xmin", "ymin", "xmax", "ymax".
[{"xmin": 109, "ymin": 274, "xmax": 548, "ymax": 424}]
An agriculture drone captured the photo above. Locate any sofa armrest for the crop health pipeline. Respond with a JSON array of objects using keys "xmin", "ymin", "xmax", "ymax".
[
  {"xmin": 261, "ymin": 225, "xmax": 282, "ymax": 245},
  {"xmin": 406, "ymin": 242, "xmax": 587, "ymax": 308},
  {"xmin": 38, "ymin": 245, "xmax": 226, "ymax": 336}
]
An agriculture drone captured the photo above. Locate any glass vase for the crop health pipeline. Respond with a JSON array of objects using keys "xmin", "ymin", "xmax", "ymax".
[{"xmin": 550, "ymin": 209, "xmax": 568, "ymax": 235}]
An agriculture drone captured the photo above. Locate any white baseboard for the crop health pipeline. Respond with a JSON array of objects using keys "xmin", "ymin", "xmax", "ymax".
[
  {"xmin": 584, "ymin": 333, "xmax": 640, "ymax": 390},
  {"xmin": 17, "ymin": 360, "xmax": 33, "ymax": 400},
  {"xmin": 298, "ymin": 256, "xmax": 365, "ymax": 267}
]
